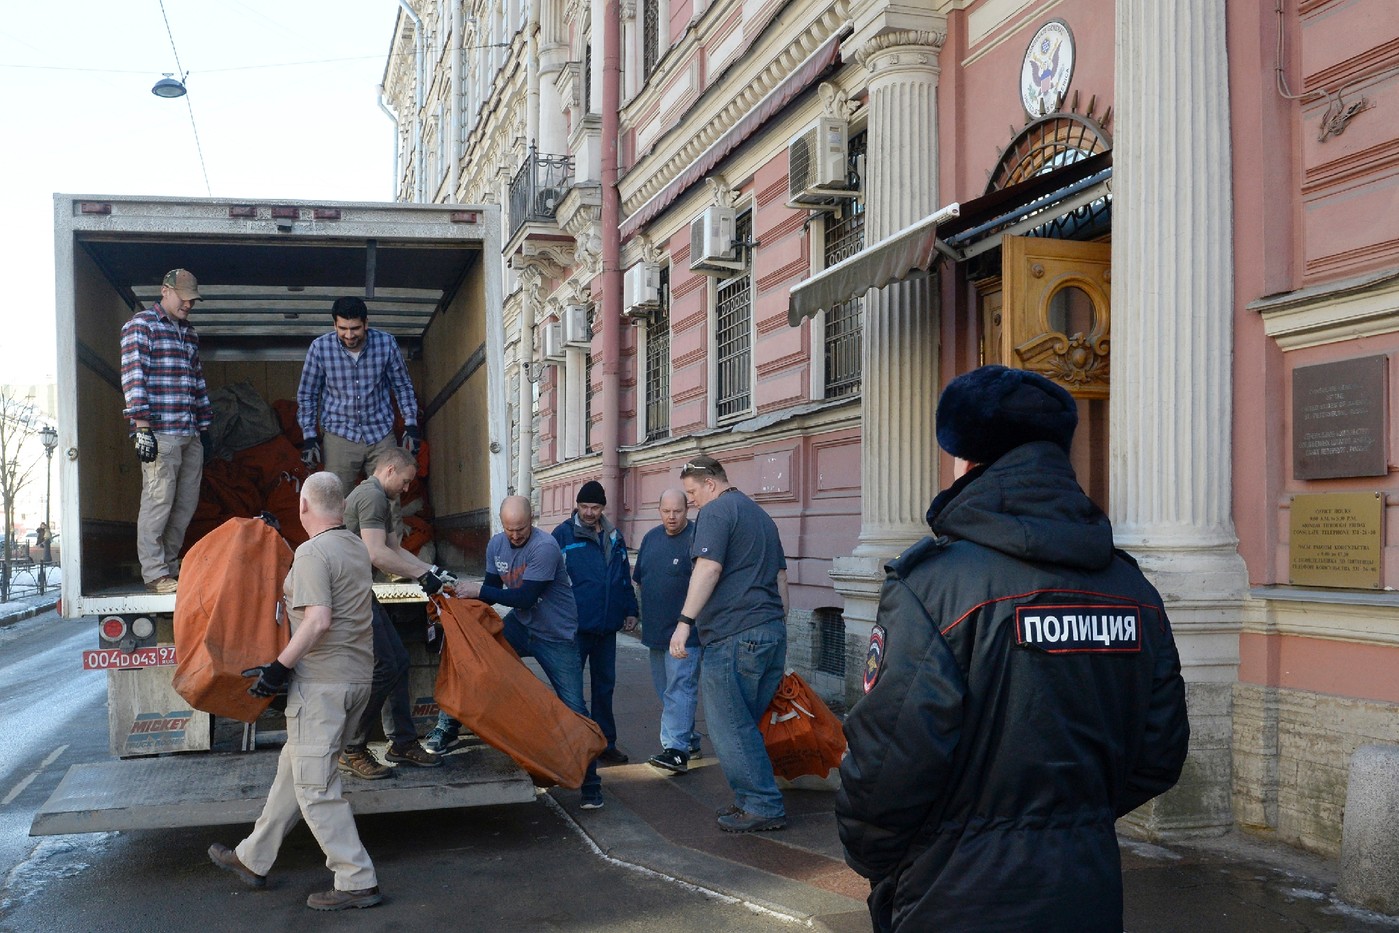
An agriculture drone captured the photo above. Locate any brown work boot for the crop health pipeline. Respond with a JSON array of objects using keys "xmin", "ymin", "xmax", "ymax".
[
  {"xmin": 337, "ymin": 745, "xmax": 392, "ymax": 780},
  {"xmin": 384, "ymin": 739, "xmax": 442, "ymax": 767},
  {"xmin": 146, "ymin": 575, "xmax": 178, "ymax": 594},
  {"xmin": 207, "ymin": 842, "xmax": 266, "ymax": 888},
  {"xmin": 306, "ymin": 886, "xmax": 383, "ymax": 911}
]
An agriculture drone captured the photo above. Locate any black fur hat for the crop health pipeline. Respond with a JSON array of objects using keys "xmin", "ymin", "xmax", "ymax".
[{"xmin": 935, "ymin": 365, "xmax": 1077, "ymax": 464}]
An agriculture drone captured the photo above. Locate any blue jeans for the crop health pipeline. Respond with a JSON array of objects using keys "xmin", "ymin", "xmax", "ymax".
[
  {"xmin": 346, "ymin": 599, "xmax": 416, "ymax": 749},
  {"xmin": 649, "ymin": 646, "xmax": 703, "ymax": 753},
  {"xmin": 701, "ymin": 618, "xmax": 786, "ymax": 818},
  {"xmin": 577, "ymin": 631, "xmax": 618, "ymax": 748}
]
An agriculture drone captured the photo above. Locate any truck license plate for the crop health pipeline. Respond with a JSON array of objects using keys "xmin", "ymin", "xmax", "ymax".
[{"xmin": 82, "ymin": 646, "xmax": 178, "ymax": 670}]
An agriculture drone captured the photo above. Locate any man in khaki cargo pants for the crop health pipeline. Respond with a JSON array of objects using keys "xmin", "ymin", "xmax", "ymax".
[{"xmin": 207, "ymin": 472, "xmax": 384, "ymax": 911}]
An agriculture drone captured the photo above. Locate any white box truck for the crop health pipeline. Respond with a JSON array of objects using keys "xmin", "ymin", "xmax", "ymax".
[{"xmin": 31, "ymin": 194, "xmax": 532, "ymax": 835}]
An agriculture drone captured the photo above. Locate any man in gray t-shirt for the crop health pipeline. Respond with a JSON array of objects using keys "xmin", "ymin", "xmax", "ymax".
[{"xmin": 671, "ymin": 456, "xmax": 789, "ymax": 834}]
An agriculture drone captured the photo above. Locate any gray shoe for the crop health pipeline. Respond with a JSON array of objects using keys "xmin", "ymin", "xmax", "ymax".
[
  {"xmin": 306, "ymin": 886, "xmax": 382, "ymax": 910},
  {"xmin": 717, "ymin": 809, "xmax": 786, "ymax": 833}
]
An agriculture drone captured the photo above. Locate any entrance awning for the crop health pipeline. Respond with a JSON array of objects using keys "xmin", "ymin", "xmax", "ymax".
[
  {"xmin": 787, "ymin": 203, "xmax": 961, "ymax": 326},
  {"xmin": 787, "ymin": 150, "xmax": 1113, "ymax": 326}
]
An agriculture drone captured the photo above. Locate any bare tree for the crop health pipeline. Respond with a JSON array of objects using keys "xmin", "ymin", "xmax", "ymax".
[{"xmin": 0, "ymin": 389, "xmax": 42, "ymax": 601}]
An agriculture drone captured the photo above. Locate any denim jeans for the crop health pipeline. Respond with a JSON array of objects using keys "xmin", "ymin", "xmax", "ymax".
[
  {"xmin": 345, "ymin": 599, "xmax": 416, "ymax": 749},
  {"xmin": 700, "ymin": 617, "xmax": 786, "ymax": 818},
  {"xmin": 576, "ymin": 631, "xmax": 618, "ymax": 748},
  {"xmin": 501, "ymin": 615, "xmax": 601, "ymax": 793},
  {"xmin": 649, "ymin": 646, "xmax": 703, "ymax": 753}
]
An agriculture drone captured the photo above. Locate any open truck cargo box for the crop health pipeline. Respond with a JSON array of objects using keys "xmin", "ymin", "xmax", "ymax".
[{"xmin": 41, "ymin": 194, "xmax": 515, "ymax": 832}]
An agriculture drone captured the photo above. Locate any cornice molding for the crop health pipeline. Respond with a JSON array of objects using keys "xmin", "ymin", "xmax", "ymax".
[{"xmin": 619, "ymin": 6, "xmax": 851, "ymax": 217}]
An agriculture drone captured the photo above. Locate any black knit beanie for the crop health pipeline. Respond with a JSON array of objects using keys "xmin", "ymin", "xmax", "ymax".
[
  {"xmin": 576, "ymin": 480, "xmax": 607, "ymax": 506},
  {"xmin": 935, "ymin": 365, "xmax": 1078, "ymax": 464}
]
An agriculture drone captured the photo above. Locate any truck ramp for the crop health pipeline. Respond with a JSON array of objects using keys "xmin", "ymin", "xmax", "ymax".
[{"xmin": 30, "ymin": 742, "xmax": 537, "ymax": 836}]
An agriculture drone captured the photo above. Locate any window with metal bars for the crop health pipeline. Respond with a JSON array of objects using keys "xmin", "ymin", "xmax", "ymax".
[
  {"xmin": 645, "ymin": 266, "xmax": 670, "ymax": 440},
  {"xmin": 583, "ymin": 42, "xmax": 593, "ymax": 113},
  {"xmin": 715, "ymin": 211, "xmax": 753, "ymax": 420},
  {"xmin": 642, "ymin": 0, "xmax": 659, "ymax": 80},
  {"xmin": 584, "ymin": 340, "xmax": 595, "ymax": 454},
  {"xmin": 823, "ymin": 130, "xmax": 866, "ymax": 399},
  {"xmin": 509, "ymin": 368, "xmax": 521, "ymax": 485}
]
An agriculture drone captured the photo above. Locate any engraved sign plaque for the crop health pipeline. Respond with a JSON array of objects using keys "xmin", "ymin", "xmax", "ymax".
[
  {"xmin": 1292, "ymin": 356, "xmax": 1388, "ymax": 479},
  {"xmin": 1289, "ymin": 492, "xmax": 1384, "ymax": 589}
]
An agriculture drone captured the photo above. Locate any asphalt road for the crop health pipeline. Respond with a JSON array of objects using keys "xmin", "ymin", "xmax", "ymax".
[{"xmin": 0, "ymin": 611, "xmax": 803, "ymax": 933}]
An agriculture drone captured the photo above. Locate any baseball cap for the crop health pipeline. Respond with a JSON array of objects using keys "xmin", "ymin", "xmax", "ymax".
[{"xmin": 162, "ymin": 269, "xmax": 202, "ymax": 301}]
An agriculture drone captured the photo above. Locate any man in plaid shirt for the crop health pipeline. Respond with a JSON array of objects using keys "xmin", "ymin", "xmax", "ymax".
[
  {"xmin": 296, "ymin": 297, "xmax": 421, "ymax": 494},
  {"xmin": 120, "ymin": 269, "xmax": 214, "ymax": 594}
]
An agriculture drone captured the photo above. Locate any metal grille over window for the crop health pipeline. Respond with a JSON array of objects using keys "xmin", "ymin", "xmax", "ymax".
[
  {"xmin": 715, "ymin": 211, "xmax": 753, "ymax": 419},
  {"xmin": 824, "ymin": 131, "xmax": 866, "ymax": 399},
  {"xmin": 584, "ymin": 43, "xmax": 593, "ymax": 113},
  {"xmin": 642, "ymin": 0, "xmax": 659, "ymax": 80},
  {"xmin": 509, "ymin": 369, "xmax": 521, "ymax": 485},
  {"xmin": 645, "ymin": 266, "xmax": 670, "ymax": 440},
  {"xmin": 585, "ymin": 338, "xmax": 595, "ymax": 454},
  {"xmin": 814, "ymin": 608, "xmax": 847, "ymax": 677}
]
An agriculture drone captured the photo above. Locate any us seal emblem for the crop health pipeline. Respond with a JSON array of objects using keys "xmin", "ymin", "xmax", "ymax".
[
  {"xmin": 864, "ymin": 624, "xmax": 886, "ymax": 693},
  {"xmin": 1021, "ymin": 20, "xmax": 1075, "ymax": 117}
]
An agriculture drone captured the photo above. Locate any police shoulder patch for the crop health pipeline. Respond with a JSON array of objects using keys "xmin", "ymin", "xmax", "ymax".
[{"xmin": 864, "ymin": 624, "xmax": 886, "ymax": 693}]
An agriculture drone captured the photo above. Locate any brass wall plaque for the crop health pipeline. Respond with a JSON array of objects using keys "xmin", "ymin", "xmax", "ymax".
[
  {"xmin": 1289, "ymin": 492, "xmax": 1384, "ymax": 589},
  {"xmin": 1293, "ymin": 356, "xmax": 1388, "ymax": 479}
]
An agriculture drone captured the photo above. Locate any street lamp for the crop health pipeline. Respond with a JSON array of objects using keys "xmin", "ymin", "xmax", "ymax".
[{"xmin": 38, "ymin": 424, "xmax": 57, "ymax": 594}]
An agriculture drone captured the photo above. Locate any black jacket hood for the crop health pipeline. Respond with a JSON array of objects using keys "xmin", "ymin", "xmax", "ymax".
[{"xmin": 925, "ymin": 441, "xmax": 1114, "ymax": 572}]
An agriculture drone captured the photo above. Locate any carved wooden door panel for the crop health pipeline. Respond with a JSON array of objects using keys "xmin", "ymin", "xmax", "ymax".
[{"xmin": 994, "ymin": 235, "xmax": 1112, "ymax": 505}]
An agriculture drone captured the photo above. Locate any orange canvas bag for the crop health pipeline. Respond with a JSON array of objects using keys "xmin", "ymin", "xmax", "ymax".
[
  {"xmin": 431, "ymin": 597, "xmax": 606, "ymax": 788},
  {"xmin": 758, "ymin": 670, "xmax": 847, "ymax": 781},
  {"xmin": 173, "ymin": 517, "xmax": 294, "ymax": 723}
]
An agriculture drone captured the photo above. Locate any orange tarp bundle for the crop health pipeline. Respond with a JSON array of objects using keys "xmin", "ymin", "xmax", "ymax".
[
  {"xmin": 173, "ymin": 517, "xmax": 294, "ymax": 723},
  {"xmin": 232, "ymin": 435, "xmax": 307, "ymax": 492},
  {"xmin": 758, "ymin": 671, "xmax": 847, "ymax": 781},
  {"xmin": 431, "ymin": 597, "xmax": 606, "ymax": 789}
]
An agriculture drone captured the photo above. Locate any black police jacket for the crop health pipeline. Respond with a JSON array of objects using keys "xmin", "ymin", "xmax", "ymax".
[{"xmin": 836, "ymin": 441, "xmax": 1189, "ymax": 933}]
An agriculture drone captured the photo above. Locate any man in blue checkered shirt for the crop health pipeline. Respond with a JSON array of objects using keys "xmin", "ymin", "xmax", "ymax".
[
  {"xmin": 120, "ymin": 269, "xmax": 214, "ymax": 594},
  {"xmin": 296, "ymin": 297, "xmax": 422, "ymax": 493}
]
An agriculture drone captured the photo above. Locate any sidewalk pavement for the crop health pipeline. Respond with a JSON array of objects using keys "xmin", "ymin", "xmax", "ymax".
[
  {"xmin": 0, "ymin": 567, "xmax": 61, "ymax": 627},
  {"xmin": 548, "ymin": 633, "xmax": 1399, "ymax": 933}
]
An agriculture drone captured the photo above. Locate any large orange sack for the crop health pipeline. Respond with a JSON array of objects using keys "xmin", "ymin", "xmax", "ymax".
[
  {"xmin": 173, "ymin": 517, "xmax": 294, "ymax": 723},
  {"xmin": 432, "ymin": 598, "xmax": 606, "ymax": 789},
  {"xmin": 758, "ymin": 671, "xmax": 847, "ymax": 781}
]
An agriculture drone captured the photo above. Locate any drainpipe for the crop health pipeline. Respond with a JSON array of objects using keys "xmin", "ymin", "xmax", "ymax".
[
  {"xmin": 600, "ymin": 0, "xmax": 622, "ymax": 506},
  {"xmin": 526, "ymin": 3, "xmax": 540, "ymax": 147},
  {"xmin": 517, "ymin": 4, "xmax": 542, "ymax": 499},
  {"xmin": 449, "ymin": 1, "xmax": 463, "ymax": 199},
  {"xmin": 397, "ymin": 0, "xmax": 425, "ymax": 202},
  {"xmin": 376, "ymin": 85, "xmax": 401, "ymax": 201}
]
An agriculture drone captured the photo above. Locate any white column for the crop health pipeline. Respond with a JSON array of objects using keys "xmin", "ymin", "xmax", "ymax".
[
  {"xmin": 829, "ymin": 28, "xmax": 944, "ymax": 706},
  {"xmin": 1112, "ymin": 0, "xmax": 1247, "ymax": 836}
]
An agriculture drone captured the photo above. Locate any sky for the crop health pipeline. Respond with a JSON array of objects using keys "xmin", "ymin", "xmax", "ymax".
[{"xmin": 0, "ymin": 0, "xmax": 403, "ymax": 388}]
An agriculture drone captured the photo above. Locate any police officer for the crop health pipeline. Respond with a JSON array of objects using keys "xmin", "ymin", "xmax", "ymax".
[{"xmin": 836, "ymin": 365, "xmax": 1190, "ymax": 932}]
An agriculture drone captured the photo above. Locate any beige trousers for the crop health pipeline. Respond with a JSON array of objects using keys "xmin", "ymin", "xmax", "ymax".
[
  {"xmin": 322, "ymin": 431, "xmax": 398, "ymax": 498},
  {"xmin": 236, "ymin": 680, "xmax": 377, "ymax": 891},
  {"xmin": 137, "ymin": 432, "xmax": 203, "ymax": 583}
]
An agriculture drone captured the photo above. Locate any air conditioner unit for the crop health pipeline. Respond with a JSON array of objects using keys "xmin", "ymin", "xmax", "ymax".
[
  {"xmin": 541, "ymin": 321, "xmax": 566, "ymax": 360},
  {"xmin": 787, "ymin": 117, "xmax": 853, "ymax": 207},
  {"xmin": 689, "ymin": 205, "xmax": 744, "ymax": 275},
  {"xmin": 562, "ymin": 304, "xmax": 592, "ymax": 347},
  {"xmin": 623, "ymin": 262, "xmax": 662, "ymax": 318}
]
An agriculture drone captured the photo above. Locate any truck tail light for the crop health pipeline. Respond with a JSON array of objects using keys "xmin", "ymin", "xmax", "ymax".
[{"xmin": 100, "ymin": 616, "xmax": 127, "ymax": 641}]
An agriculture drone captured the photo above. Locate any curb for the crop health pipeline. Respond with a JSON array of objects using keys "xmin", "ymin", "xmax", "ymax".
[{"xmin": 0, "ymin": 598, "xmax": 59, "ymax": 629}]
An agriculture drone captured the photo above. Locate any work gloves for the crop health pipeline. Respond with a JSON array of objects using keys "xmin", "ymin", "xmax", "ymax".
[
  {"xmin": 242, "ymin": 659, "xmax": 291, "ymax": 697},
  {"xmin": 417, "ymin": 565, "xmax": 457, "ymax": 596},
  {"xmin": 400, "ymin": 424, "xmax": 422, "ymax": 457},
  {"xmin": 133, "ymin": 428, "xmax": 158, "ymax": 463},
  {"xmin": 300, "ymin": 436, "xmax": 322, "ymax": 468}
]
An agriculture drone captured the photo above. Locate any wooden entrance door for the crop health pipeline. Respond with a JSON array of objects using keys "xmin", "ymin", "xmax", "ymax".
[{"xmin": 978, "ymin": 235, "xmax": 1112, "ymax": 505}]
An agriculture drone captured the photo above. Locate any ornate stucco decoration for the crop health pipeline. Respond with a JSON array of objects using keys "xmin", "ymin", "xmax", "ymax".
[
  {"xmin": 855, "ymin": 29, "xmax": 945, "ymax": 74},
  {"xmin": 706, "ymin": 174, "xmax": 740, "ymax": 210},
  {"xmin": 511, "ymin": 241, "xmax": 575, "ymax": 280},
  {"xmin": 818, "ymin": 81, "xmax": 859, "ymax": 120}
]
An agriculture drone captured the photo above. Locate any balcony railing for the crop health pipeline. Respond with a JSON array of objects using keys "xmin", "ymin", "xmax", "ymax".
[{"xmin": 509, "ymin": 146, "xmax": 574, "ymax": 240}]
